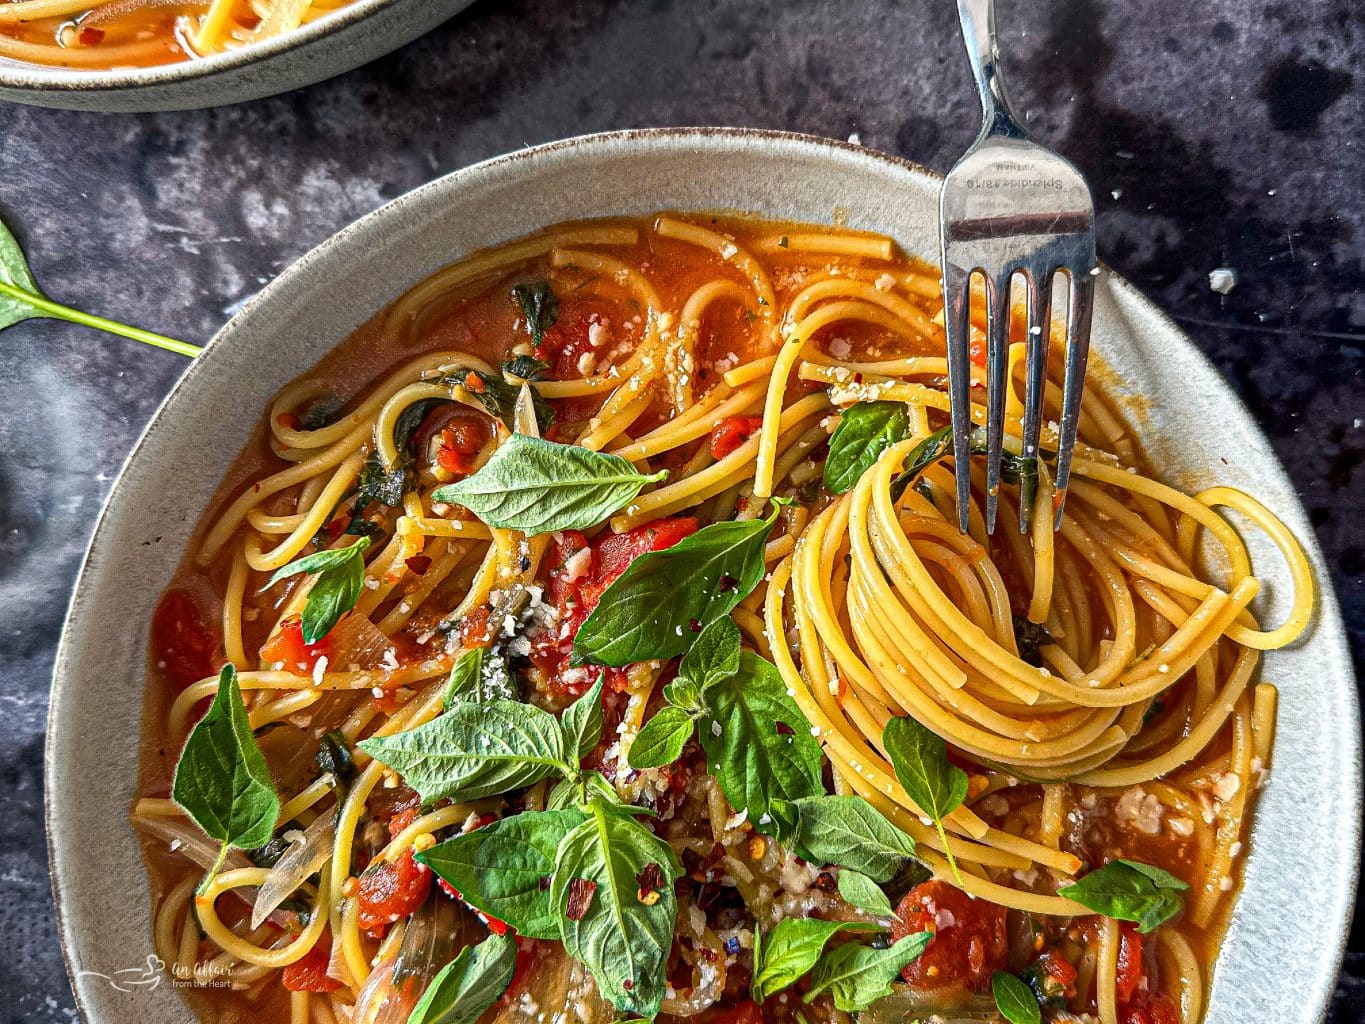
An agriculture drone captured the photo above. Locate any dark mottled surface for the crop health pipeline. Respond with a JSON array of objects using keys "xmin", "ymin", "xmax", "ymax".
[{"xmin": 0, "ymin": 1, "xmax": 1359, "ymax": 1021}]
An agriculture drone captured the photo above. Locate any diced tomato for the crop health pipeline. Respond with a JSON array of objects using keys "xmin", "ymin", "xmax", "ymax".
[
  {"xmin": 591, "ymin": 517, "xmax": 699, "ymax": 585},
  {"xmin": 707, "ymin": 999, "xmax": 765, "ymax": 1024},
  {"xmin": 281, "ymin": 929, "xmax": 342, "ymax": 992},
  {"xmin": 437, "ymin": 419, "xmax": 491, "ymax": 476},
  {"xmin": 532, "ymin": 307, "xmax": 603, "ymax": 380},
  {"xmin": 151, "ymin": 588, "xmax": 220, "ymax": 689},
  {"xmin": 969, "ymin": 333, "xmax": 988, "ymax": 368},
  {"xmin": 1115, "ymin": 922, "xmax": 1143, "ymax": 1003},
  {"xmin": 892, "ymin": 880, "xmax": 1008, "ymax": 992},
  {"xmin": 498, "ymin": 937, "xmax": 537, "ymax": 1004},
  {"xmin": 78, "ymin": 26, "xmax": 105, "ymax": 46},
  {"xmin": 708, "ymin": 416, "xmax": 764, "ymax": 460},
  {"xmin": 1025, "ymin": 947, "xmax": 1078, "ymax": 1005},
  {"xmin": 356, "ymin": 848, "xmax": 432, "ymax": 936},
  {"xmin": 1120, "ymin": 990, "xmax": 1180, "ymax": 1024},
  {"xmin": 434, "ymin": 814, "xmax": 512, "ymax": 935},
  {"xmin": 260, "ymin": 616, "xmax": 333, "ymax": 674},
  {"xmin": 388, "ymin": 806, "xmax": 422, "ymax": 838}
]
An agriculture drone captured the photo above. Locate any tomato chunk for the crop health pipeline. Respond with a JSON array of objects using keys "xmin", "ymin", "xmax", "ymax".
[
  {"xmin": 709, "ymin": 416, "xmax": 764, "ymax": 460},
  {"xmin": 1115, "ymin": 922, "xmax": 1143, "ymax": 1004},
  {"xmin": 281, "ymin": 929, "xmax": 342, "ymax": 992},
  {"xmin": 151, "ymin": 589, "xmax": 219, "ymax": 689},
  {"xmin": 708, "ymin": 1000, "xmax": 765, "ymax": 1024},
  {"xmin": 260, "ymin": 616, "xmax": 333, "ymax": 674},
  {"xmin": 891, "ymin": 880, "xmax": 1007, "ymax": 992},
  {"xmin": 1120, "ymin": 990, "xmax": 1180, "ymax": 1024},
  {"xmin": 356, "ymin": 848, "xmax": 432, "ymax": 936}
]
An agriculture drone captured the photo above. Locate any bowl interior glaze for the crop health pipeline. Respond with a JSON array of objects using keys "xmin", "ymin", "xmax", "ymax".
[{"xmin": 47, "ymin": 128, "xmax": 1359, "ymax": 1023}]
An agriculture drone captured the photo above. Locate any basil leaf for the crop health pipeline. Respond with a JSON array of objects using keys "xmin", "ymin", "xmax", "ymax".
[
  {"xmin": 432, "ymin": 433, "xmax": 664, "ymax": 535},
  {"xmin": 803, "ymin": 933, "xmax": 933, "ymax": 1012},
  {"xmin": 784, "ymin": 795, "xmax": 919, "ymax": 882},
  {"xmin": 1058, "ymin": 859, "xmax": 1188, "ymax": 932},
  {"xmin": 882, "ymin": 716, "xmax": 968, "ymax": 882},
  {"xmin": 417, "ymin": 809, "xmax": 586, "ymax": 940},
  {"xmin": 751, "ymin": 918, "xmax": 876, "ymax": 1001},
  {"xmin": 547, "ymin": 770, "xmax": 620, "ymax": 811},
  {"xmin": 992, "ymin": 971, "xmax": 1043, "ymax": 1024},
  {"xmin": 315, "ymin": 729, "xmax": 355, "ymax": 783},
  {"xmin": 824, "ymin": 401, "xmax": 909, "ymax": 493},
  {"xmin": 573, "ymin": 505, "xmax": 777, "ymax": 667},
  {"xmin": 562, "ymin": 675, "xmax": 605, "ymax": 760},
  {"xmin": 627, "ymin": 706, "xmax": 696, "ymax": 770},
  {"xmin": 551, "ymin": 800, "xmax": 682, "ymax": 1016},
  {"xmin": 407, "ymin": 931, "xmax": 517, "ymax": 1024},
  {"xmin": 662, "ymin": 678, "xmax": 704, "ymax": 714},
  {"xmin": 1012, "ymin": 615, "xmax": 1056, "ymax": 667},
  {"xmin": 444, "ymin": 648, "xmax": 488, "ymax": 707},
  {"xmin": 446, "ymin": 368, "xmax": 556, "ymax": 433},
  {"xmin": 513, "ymin": 281, "xmax": 559, "ymax": 347},
  {"xmin": 263, "ymin": 535, "xmax": 370, "ymax": 589},
  {"xmin": 503, "ymin": 354, "xmax": 551, "ymax": 381},
  {"xmin": 837, "ymin": 870, "xmax": 897, "ymax": 919},
  {"xmin": 678, "ymin": 615, "xmax": 741, "ymax": 693},
  {"xmin": 171, "ymin": 666, "xmax": 280, "ymax": 880},
  {"xmin": 357, "ymin": 700, "xmax": 573, "ymax": 804},
  {"xmin": 700, "ymin": 652, "xmax": 823, "ymax": 824},
  {"xmin": 300, "ymin": 553, "xmax": 366, "ymax": 644},
  {"xmin": 889, "ymin": 425, "xmax": 952, "ymax": 500}
]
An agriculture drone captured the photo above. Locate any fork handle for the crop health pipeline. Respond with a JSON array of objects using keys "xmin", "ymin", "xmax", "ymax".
[{"xmin": 956, "ymin": 0, "xmax": 1019, "ymax": 131}]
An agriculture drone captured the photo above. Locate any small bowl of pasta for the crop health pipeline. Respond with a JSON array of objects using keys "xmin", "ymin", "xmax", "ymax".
[
  {"xmin": 0, "ymin": 0, "xmax": 474, "ymax": 110},
  {"xmin": 46, "ymin": 128, "xmax": 1358, "ymax": 1024}
]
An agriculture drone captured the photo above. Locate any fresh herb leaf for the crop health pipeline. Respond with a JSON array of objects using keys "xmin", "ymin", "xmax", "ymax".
[
  {"xmin": 513, "ymin": 281, "xmax": 559, "ymax": 347},
  {"xmin": 432, "ymin": 434, "xmax": 664, "ymax": 535},
  {"xmin": 357, "ymin": 700, "xmax": 573, "ymax": 804},
  {"xmin": 802, "ymin": 932, "xmax": 932, "ymax": 1012},
  {"xmin": 573, "ymin": 502, "xmax": 779, "ymax": 667},
  {"xmin": 263, "ymin": 536, "xmax": 371, "ymax": 644},
  {"xmin": 887, "ymin": 424, "xmax": 1045, "ymax": 505},
  {"xmin": 882, "ymin": 716, "xmax": 969, "ymax": 884},
  {"xmin": 661, "ymin": 677, "xmax": 704, "ymax": 715},
  {"xmin": 417, "ymin": 809, "xmax": 586, "ymax": 940},
  {"xmin": 889, "ymin": 425, "xmax": 953, "ymax": 500},
  {"xmin": 547, "ymin": 770, "xmax": 620, "ymax": 811},
  {"xmin": 396, "ymin": 397, "xmax": 449, "ymax": 452},
  {"xmin": 0, "ymin": 212, "xmax": 200, "ymax": 357},
  {"xmin": 315, "ymin": 729, "xmax": 354, "ymax": 783},
  {"xmin": 677, "ymin": 615, "xmax": 741, "ymax": 693},
  {"xmin": 1012, "ymin": 615, "xmax": 1055, "ymax": 667},
  {"xmin": 824, "ymin": 402, "xmax": 909, "ymax": 494},
  {"xmin": 171, "ymin": 666, "xmax": 280, "ymax": 884},
  {"xmin": 297, "ymin": 394, "xmax": 345, "ymax": 431},
  {"xmin": 627, "ymin": 706, "xmax": 696, "ymax": 770},
  {"xmin": 503, "ymin": 354, "xmax": 550, "ymax": 381},
  {"xmin": 263, "ymin": 536, "xmax": 371, "ymax": 588},
  {"xmin": 356, "ymin": 452, "xmax": 409, "ymax": 509},
  {"xmin": 699, "ymin": 652, "xmax": 823, "ymax": 825},
  {"xmin": 837, "ymin": 870, "xmax": 897, "ymax": 920},
  {"xmin": 561, "ymin": 675, "xmax": 605, "ymax": 759},
  {"xmin": 992, "ymin": 971, "xmax": 1043, "ymax": 1024},
  {"xmin": 551, "ymin": 799, "xmax": 682, "ymax": 1016},
  {"xmin": 444, "ymin": 648, "xmax": 487, "ymax": 707},
  {"xmin": 1058, "ymin": 859, "xmax": 1188, "ymax": 932},
  {"xmin": 780, "ymin": 795, "xmax": 920, "ymax": 882},
  {"xmin": 751, "ymin": 918, "xmax": 877, "ymax": 1001},
  {"xmin": 407, "ymin": 931, "xmax": 517, "ymax": 1024}
]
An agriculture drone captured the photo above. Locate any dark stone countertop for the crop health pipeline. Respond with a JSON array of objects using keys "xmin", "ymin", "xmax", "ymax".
[{"xmin": 0, "ymin": 1, "xmax": 1359, "ymax": 1020}]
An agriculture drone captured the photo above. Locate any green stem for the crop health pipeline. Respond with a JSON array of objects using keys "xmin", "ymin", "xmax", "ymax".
[{"xmin": 0, "ymin": 280, "xmax": 201, "ymax": 358}]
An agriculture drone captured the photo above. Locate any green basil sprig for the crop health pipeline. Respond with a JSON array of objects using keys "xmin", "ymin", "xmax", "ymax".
[
  {"xmin": 824, "ymin": 401, "xmax": 909, "ymax": 493},
  {"xmin": 574, "ymin": 500, "xmax": 782, "ymax": 667},
  {"xmin": 442, "ymin": 647, "xmax": 519, "ymax": 707},
  {"xmin": 1058, "ymin": 859, "xmax": 1188, "ymax": 932},
  {"xmin": 776, "ymin": 794, "xmax": 924, "ymax": 883},
  {"xmin": 417, "ymin": 808, "xmax": 586, "ymax": 939},
  {"xmin": 171, "ymin": 666, "xmax": 280, "ymax": 885},
  {"xmin": 992, "ymin": 970, "xmax": 1043, "ymax": 1024},
  {"xmin": 513, "ymin": 280, "xmax": 559, "ymax": 347},
  {"xmin": 803, "ymin": 932, "xmax": 932, "ymax": 1012},
  {"xmin": 551, "ymin": 799, "xmax": 683, "ymax": 1017},
  {"xmin": 626, "ymin": 619, "xmax": 823, "ymax": 827},
  {"xmin": 888, "ymin": 423, "xmax": 1043, "ymax": 510},
  {"xmin": 443, "ymin": 368, "xmax": 555, "ymax": 432},
  {"xmin": 882, "ymin": 716, "xmax": 969, "ymax": 884},
  {"xmin": 407, "ymin": 931, "xmax": 517, "ymax": 1024},
  {"xmin": 433, "ymin": 433, "xmax": 665, "ymax": 535},
  {"xmin": 751, "ymin": 918, "xmax": 877, "ymax": 1001},
  {"xmin": 836, "ymin": 870, "xmax": 898, "ymax": 919},
  {"xmin": 263, "ymin": 535, "xmax": 371, "ymax": 643}
]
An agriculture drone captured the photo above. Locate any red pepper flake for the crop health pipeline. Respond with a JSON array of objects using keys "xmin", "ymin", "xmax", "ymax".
[
  {"xmin": 405, "ymin": 554, "xmax": 432, "ymax": 576},
  {"xmin": 718, "ymin": 573, "xmax": 738, "ymax": 592},
  {"xmin": 463, "ymin": 371, "xmax": 486, "ymax": 393},
  {"xmin": 688, "ymin": 618, "xmax": 703, "ymax": 633},
  {"xmin": 565, "ymin": 878, "xmax": 597, "ymax": 920},
  {"xmin": 538, "ymin": 877, "xmax": 552, "ymax": 891},
  {"xmin": 78, "ymin": 26, "xmax": 105, "ymax": 46},
  {"xmin": 621, "ymin": 980, "xmax": 634, "ymax": 991},
  {"xmin": 775, "ymin": 720, "xmax": 794, "ymax": 736},
  {"xmin": 635, "ymin": 862, "xmax": 664, "ymax": 902}
]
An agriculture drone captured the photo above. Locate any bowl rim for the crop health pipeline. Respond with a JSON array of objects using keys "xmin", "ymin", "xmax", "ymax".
[
  {"xmin": 45, "ymin": 126, "xmax": 1361, "ymax": 1023},
  {"xmin": 0, "ymin": 0, "xmax": 402, "ymax": 93}
]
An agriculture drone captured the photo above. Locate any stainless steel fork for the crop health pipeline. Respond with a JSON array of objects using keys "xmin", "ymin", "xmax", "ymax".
[{"xmin": 941, "ymin": 0, "xmax": 1096, "ymax": 534}]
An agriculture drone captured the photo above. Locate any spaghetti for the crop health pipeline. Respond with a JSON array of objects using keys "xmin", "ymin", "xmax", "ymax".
[{"xmin": 133, "ymin": 213, "xmax": 1312, "ymax": 1024}]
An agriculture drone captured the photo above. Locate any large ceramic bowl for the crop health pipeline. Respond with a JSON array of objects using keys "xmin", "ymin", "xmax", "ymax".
[
  {"xmin": 0, "ymin": 0, "xmax": 473, "ymax": 112},
  {"xmin": 47, "ymin": 128, "xmax": 1359, "ymax": 1022}
]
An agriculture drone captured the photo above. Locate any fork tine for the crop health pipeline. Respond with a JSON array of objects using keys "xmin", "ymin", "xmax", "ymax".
[
  {"xmin": 1019, "ymin": 262, "xmax": 1053, "ymax": 532},
  {"xmin": 1052, "ymin": 270, "xmax": 1095, "ymax": 528},
  {"xmin": 982, "ymin": 267, "xmax": 1011, "ymax": 534},
  {"xmin": 943, "ymin": 263, "xmax": 974, "ymax": 533}
]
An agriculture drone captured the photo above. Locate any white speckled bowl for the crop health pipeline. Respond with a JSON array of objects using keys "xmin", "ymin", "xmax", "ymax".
[
  {"xmin": 47, "ymin": 129, "xmax": 1359, "ymax": 1022},
  {"xmin": 0, "ymin": 0, "xmax": 474, "ymax": 112}
]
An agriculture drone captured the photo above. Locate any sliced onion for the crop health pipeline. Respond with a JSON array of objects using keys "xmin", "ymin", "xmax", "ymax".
[
  {"xmin": 80, "ymin": 0, "xmax": 205, "ymax": 28},
  {"xmin": 256, "ymin": 723, "xmax": 319, "ymax": 794},
  {"xmin": 353, "ymin": 958, "xmax": 398, "ymax": 1024},
  {"xmin": 132, "ymin": 813, "xmax": 254, "ymax": 875},
  {"xmin": 250, "ymin": 807, "xmax": 336, "ymax": 930},
  {"xmin": 856, "ymin": 985, "xmax": 998, "ymax": 1024},
  {"xmin": 330, "ymin": 612, "xmax": 395, "ymax": 670}
]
